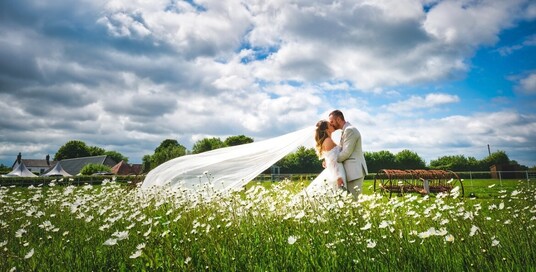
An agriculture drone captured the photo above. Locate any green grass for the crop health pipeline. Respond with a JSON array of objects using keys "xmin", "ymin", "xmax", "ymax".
[
  {"xmin": 0, "ymin": 179, "xmax": 535, "ymax": 271},
  {"xmin": 252, "ymin": 178, "xmax": 528, "ymax": 198}
]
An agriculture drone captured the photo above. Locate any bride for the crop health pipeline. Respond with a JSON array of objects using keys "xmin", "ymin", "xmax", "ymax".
[{"xmin": 302, "ymin": 120, "xmax": 347, "ymax": 195}]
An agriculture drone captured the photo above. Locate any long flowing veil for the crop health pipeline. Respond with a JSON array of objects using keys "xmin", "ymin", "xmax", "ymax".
[{"xmin": 141, "ymin": 126, "xmax": 316, "ymax": 193}]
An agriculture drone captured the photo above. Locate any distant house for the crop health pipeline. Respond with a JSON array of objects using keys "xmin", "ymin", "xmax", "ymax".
[
  {"xmin": 58, "ymin": 155, "xmax": 117, "ymax": 176},
  {"xmin": 12, "ymin": 154, "xmax": 55, "ymax": 175},
  {"xmin": 131, "ymin": 164, "xmax": 143, "ymax": 175}
]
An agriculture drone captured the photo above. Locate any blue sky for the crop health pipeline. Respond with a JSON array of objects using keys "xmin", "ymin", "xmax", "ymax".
[{"xmin": 0, "ymin": 0, "xmax": 535, "ymax": 168}]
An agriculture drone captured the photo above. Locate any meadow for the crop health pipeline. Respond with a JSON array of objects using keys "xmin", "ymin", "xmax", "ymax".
[{"xmin": 0, "ymin": 178, "xmax": 534, "ymax": 271}]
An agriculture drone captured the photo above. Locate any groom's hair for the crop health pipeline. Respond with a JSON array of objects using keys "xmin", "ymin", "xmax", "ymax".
[{"xmin": 329, "ymin": 110, "xmax": 345, "ymax": 121}]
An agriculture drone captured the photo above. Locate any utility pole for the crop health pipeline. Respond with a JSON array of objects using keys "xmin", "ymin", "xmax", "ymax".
[{"xmin": 487, "ymin": 144, "xmax": 491, "ymax": 156}]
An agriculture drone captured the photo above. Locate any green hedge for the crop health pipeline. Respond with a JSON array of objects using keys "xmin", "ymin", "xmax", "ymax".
[{"xmin": 0, "ymin": 175, "xmax": 145, "ymax": 187}]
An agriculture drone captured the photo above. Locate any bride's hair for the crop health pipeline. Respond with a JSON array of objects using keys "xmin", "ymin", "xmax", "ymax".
[{"xmin": 315, "ymin": 120, "xmax": 329, "ymax": 157}]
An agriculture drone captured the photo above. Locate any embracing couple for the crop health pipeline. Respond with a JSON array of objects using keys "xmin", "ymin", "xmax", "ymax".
[{"xmin": 314, "ymin": 110, "xmax": 368, "ymax": 198}]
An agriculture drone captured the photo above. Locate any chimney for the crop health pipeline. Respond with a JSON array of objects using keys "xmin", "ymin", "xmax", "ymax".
[{"xmin": 46, "ymin": 154, "xmax": 50, "ymax": 166}]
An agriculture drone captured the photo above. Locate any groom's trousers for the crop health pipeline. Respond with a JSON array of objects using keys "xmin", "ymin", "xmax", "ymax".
[{"xmin": 347, "ymin": 177, "xmax": 364, "ymax": 199}]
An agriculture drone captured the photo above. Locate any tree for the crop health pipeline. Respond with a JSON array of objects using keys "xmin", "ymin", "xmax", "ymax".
[
  {"xmin": 151, "ymin": 146, "xmax": 187, "ymax": 169},
  {"xmin": 88, "ymin": 146, "xmax": 106, "ymax": 156},
  {"xmin": 224, "ymin": 135, "xmax": 254, "ymax": 146},
  {"xmin": 80, "ymin": 163, "xmax": 112, "ymax": 175},
  {"xmin": 0, "ymin": 163, "xmax": 11, "ymax": 173},
  {"xmin": 142, "ymin": 155, "xmax": 152, "ymax": 173},
  {"xmin": 510, "ymin": 160, "xmax": 528, "ymax": 170},
  {"xmin": 430, "ymin": 155, "xmax": 472, "ymax": 171},
  {"xmin": 395, "ymin": 149, "xmax": 426, "ymax": 169},
  {"xmin": 482, "ymin": 150, "xmax": 510, "ymax": 168},
  {"xmin": 466, "ymin": 156, "xmax": 485, "ymax": 171},
  {"xmin": 365, "ymin": 150, "xmax": 396, "ymax": 173},
  {"xmin": 146, "ymin": 139, "xmax": 187, "ymax": 170},
  {"xmin": 54, "ymin": 140, "xmax": 90, "ymax": 161},
  {"xmin": 155, "ymin": 139, "xmax": 182, "ymax": 153},
  {"xmin": 430, "ymin": 155, "xmax": 483, "ymax": 171},
  {"xmin": 54, "ymin": 140, "xmax": 128, "ymax": 163},
  {"xmin": 277, "ymin": 146, "xmax": 323, "ymax": 174},
  {"xmin": 105, "ymin": 151, "xmax": 128, "ymax": 164},
  {"xmin": 192, "ymin": 137, "xmax": 225, "ymax": 154}
]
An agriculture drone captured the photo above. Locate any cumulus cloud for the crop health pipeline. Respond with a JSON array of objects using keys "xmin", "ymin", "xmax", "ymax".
[
  {"xmin": 0, "ymin": 0, "xmax": 535, "ymax": 167},
  {"xmin": 384, "ymin": 93, "xmax": 460, "ymax": 115},
  {"xmin": 362, "ymin": 111, "xmax": 536, "ymax": 164},
  {"xmin": 423, "ymin": 0, "xmax": 522, "ymax": 47},
  {"xmin": 515, "ymin": 73, "xmax": 536, "ymax": 95},
  {"xmin": 98, "ymin": 0, "xmax": 252, "ymax": 59},
  {"xmin": 243, "ymin": 0, "xmax": 530, "ymax": 90}
]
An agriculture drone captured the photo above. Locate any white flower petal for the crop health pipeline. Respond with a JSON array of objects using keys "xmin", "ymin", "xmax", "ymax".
[
  {"xmin": 366, "ymin": 239, "xmax": 377, "ymax": 248},
  {"xmin": 288, "ymin": 235, "xmax": 298, "ymax": 245},
  {"xmin": 360, "ymin": 222, "xmax": 372, "ymax": 230},
  {"xmin": 130, "ymin": 249, "xmax": 142, "ymax": 259},
  {"xmin": 24, "ymin": 248, "xmax": 34, "ymax": 259},
  {"xmin": 103, "ymin": 238, "xmax": 118, "ymax": 246}
]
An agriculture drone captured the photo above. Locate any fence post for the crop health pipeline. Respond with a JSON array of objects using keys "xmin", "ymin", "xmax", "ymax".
[
  {"xmin": 469, "ymin": 171, "xmax": 473, "ymax": 187},
  {"xmin": 499, "ymin": 171, "xmax": 502, "ymax": 186}
]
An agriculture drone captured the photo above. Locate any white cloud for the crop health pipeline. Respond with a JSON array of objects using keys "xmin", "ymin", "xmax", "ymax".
[
  {"xmin": 91, "ymin": 0, "xmax": 531, "ymax": 92},
  {"xmin": 0, "ymin": 0, "xmax": 535, "ymax": 168},
  {"xmin": 319, "ymin": 81, "xmax": 351, "ymax": 91},
  {"xmin": 497, "ymin": 34, "xmax": 536, "ymax": 56},
  {"xmin": 423, "ymin": 0, "xmax": 522, "ymax": 47},
  {"xmin": 515, "ymin": 73, "xmax": 536, "ymax": 95},
  {"xmin": 362, "ymin": 111, "xmax": 536, "ymax": 164},
  {"xmin": 522, "ymin": 2, "xmax": 536, "ymax": 19},
  {"xmin": 98, "ymin": 0, "xmax": 252, "ymax": 58},
  {"xmin": 241, "ymin": 0, "xmax": 530, "ymax": 91},
  {"xmin": 384, "ymin": 93, "xmax": 460, "ymax": 114}
]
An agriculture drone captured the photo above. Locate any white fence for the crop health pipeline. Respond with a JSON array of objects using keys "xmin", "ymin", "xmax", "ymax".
[
  {"xmin": 257, "ymin": 170, "xmax": 536, "ymax": 183},
  {"xmin": 454, "ymin": 170, "xmax": 535, "ymax": 180},
  {"xmin": 453, "ymin": 170, "xmax": 535, "ymax": 187}
]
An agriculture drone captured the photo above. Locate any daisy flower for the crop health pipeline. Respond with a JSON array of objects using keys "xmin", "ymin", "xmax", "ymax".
[
  {"xmin": 288, "ymin": 235, "xmax": 298, "ymax": 245},
  {"xmin": 24, "ymin": 248, "xmax": 34, "ymax": 259}
]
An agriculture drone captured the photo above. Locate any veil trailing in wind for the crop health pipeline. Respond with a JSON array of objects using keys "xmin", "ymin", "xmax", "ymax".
[{"xmin": 141, "ymin": 126, "xmax": 316, "ymax": 193}]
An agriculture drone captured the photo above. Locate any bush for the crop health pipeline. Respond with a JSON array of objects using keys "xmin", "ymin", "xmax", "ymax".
[{"xmin": 80, "ymin": 164, "xmax": 112, "ymax": 175}]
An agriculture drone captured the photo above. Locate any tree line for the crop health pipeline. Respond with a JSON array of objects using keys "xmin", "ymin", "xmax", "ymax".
[
  {"xmin": 141, "ymin": 135, "xmax": 254, "ymax": 172},
  {"xmin": 141, "ymin": 136, "xmax": 531, "ymax": 173},
  {"xmin": 53, "ymin": 140, "xmax": 129, "ymax": 163},
  {"xmin": 275, "ymin": 148, "xmax": 530, "ymax": 174}
]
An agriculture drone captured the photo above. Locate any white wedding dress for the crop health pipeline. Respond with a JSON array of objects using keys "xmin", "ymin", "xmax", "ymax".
[
  {"xmin": 302, "ymin": 146, "xmax": 347, "ymax": 196},
  {"xmin": 141, "ymin": 126, "xmax": 346, "ymax": 198},
  {"xmin": 142, "ymin": 127, "xmax": 315, "ymax": 193}
]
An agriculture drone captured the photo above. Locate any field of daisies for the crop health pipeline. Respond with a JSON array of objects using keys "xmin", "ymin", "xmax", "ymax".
[{"xmin": 1, "ymin": 178, "xmax": 535, "ymax": 271}]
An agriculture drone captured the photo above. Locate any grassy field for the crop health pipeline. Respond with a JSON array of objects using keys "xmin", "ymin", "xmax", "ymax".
[{"xmin": 0, "ymin": 178, "xmax": 534, "ymax": 271}]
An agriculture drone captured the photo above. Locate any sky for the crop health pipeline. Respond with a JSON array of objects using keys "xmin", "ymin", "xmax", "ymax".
[{"xmin": 1, "ymin": 0, "xmax": 535, "ymax": 168}]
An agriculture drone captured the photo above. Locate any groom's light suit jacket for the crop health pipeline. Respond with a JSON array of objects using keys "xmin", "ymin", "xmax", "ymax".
[{"xmin": 337, "ymin": 122, "xmax": 368, "ymax": 181}]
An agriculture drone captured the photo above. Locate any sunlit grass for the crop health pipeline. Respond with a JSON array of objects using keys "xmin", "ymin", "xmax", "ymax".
[{"xmin": 0, "ymin": 179, "xmax": 534, "ymax": 271}]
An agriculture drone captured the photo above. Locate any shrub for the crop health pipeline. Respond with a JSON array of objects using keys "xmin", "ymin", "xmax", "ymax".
[{"xmin": 80, "ymin": 163, "xmax": 112, "ymax": 175}]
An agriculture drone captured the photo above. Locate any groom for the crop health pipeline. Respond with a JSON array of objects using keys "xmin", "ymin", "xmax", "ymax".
[{"xmin": 328, "ymin": 110, "xmax": 368, "ymax": 198}]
